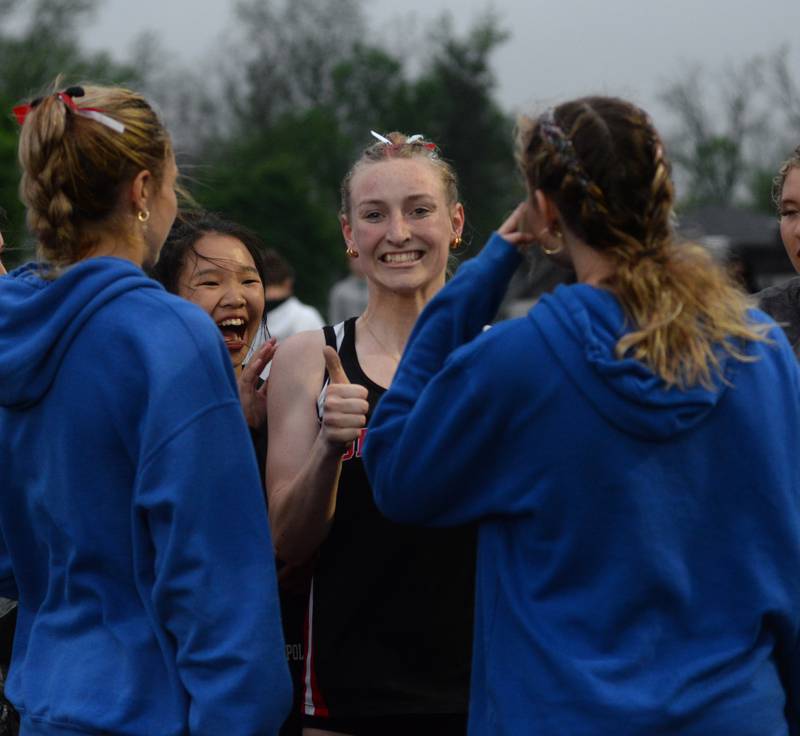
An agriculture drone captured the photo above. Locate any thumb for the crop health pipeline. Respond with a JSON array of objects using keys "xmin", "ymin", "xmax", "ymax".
[{"xmin": 323, "ymin": 345, "xmax": 350, "ymax": 385}]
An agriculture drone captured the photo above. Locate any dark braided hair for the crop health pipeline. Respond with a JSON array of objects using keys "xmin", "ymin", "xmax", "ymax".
[{"xmin": 517, "ymin": 96, "xmax": 768, "ymax": 389}]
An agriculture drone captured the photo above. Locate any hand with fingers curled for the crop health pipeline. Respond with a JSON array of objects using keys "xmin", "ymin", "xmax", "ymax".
[
  {"xmin": 238, "ymin": 337, "xmax": 277, "ymax": 429},
  {"xmin": 321, "ymin": 345, "xmax": 369, "ymax": 450}
]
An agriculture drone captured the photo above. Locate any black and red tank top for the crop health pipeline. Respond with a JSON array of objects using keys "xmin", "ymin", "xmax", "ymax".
[{"xmin": 303, "ymin": 317, "xmax": 476, "ymax": 719}]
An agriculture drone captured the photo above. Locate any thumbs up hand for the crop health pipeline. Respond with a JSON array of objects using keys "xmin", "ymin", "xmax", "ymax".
[{"xmin": 321, "ymin": 346, "xmax": 369, "ymax": 448}]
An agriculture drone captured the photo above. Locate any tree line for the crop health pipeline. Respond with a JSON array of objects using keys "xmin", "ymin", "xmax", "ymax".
[{"xmin": 1, "ymin": 0, "xmax": 797, "ymax": 308}]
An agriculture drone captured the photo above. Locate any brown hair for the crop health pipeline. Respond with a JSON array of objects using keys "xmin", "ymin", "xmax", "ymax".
[
  {"xmin": 772, "ymin": 145, "xmax": 800, "ymax": 212},
  {"xmin": 17, "ymin": 81, "xmax": 172, "ymax": 268},
  {"xmin": 517, "ymin": 96, "xmax": 768, "ymax": 389},
  {"xmin": 339, "ymin": 132, "xmax": 460, "ymax": 217}
]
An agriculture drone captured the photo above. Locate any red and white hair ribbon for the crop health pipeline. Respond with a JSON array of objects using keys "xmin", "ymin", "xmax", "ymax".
[{"xmin": 13, "ymin": 89, "xmax": 125, "ymax": 134}]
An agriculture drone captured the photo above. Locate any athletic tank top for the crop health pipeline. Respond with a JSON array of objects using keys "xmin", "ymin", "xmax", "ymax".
[{"xmin": 303, "ymin": 317, "xmax": 476, "ymax": 718}]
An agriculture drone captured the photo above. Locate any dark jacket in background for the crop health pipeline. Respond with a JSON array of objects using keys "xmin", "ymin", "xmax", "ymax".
[{"xmin": 758, "ymin": 276, "xmax": 800, "ymax": 357}]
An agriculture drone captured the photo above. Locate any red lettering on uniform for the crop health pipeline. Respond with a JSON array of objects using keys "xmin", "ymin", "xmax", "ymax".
[{"xmin": 342, "ymin": 428, "xmax": 368, "ymax": 462}]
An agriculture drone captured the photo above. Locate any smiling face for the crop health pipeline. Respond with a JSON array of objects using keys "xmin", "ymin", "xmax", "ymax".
[
  {"xmin": 341, "ymin": 157, "xmax": 463, "ymax": 297},
  {"xmin": 779, "ymin": 166, "xmax": 800, "ymax": 273},
  {"xmin": 177, "ymin": 233, "xmax": 266, "ymax": 371}
]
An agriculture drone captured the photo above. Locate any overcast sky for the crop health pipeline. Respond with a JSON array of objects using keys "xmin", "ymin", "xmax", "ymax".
[{"xmin": 80, "ymin": 0, "xmax": 799, "ymax": 132}]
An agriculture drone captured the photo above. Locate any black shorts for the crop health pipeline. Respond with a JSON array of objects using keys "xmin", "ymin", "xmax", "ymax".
[{"xmin": 302, "ymin": 713, "xmax": 467, "ymax": 736}]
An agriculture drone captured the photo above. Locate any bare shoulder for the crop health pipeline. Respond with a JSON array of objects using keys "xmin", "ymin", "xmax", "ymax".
[{"xmin": 269, "ymin": 328, "xmax": 327, "ymax": 396}]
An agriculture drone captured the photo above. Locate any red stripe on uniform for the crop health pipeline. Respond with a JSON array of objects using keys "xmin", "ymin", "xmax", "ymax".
[{"xmin": 303, "ymin": 579, "xmax": 329, "ymax": 717}]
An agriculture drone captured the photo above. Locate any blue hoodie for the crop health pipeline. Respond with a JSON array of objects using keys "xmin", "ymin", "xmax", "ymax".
[
  {"xmin": 0, "ymin": 258, "xmax": 291, "ymax": 735},
  {"xmin": 364, "ymin": 234, "xmax": 800, "ymax": 735}
]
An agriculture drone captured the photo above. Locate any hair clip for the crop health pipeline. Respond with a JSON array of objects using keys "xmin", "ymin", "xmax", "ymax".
[
  {"xmin": 13, "ymin": 86, "xmax": 125, "ymax": 134},
  {"xmin": 370, "ymin": 130, "xmax": 392, "ymax": 145},
  {"xmin": 407, "ymin": 133, "xmax": 437, "ymax": 151},
  {"xmin": 369, "ymin": 130, "xmax": 437, "ymax": 152},
  {"xmin": 538, "ymin": 108, "xmax": 593, "ymax": 190}
]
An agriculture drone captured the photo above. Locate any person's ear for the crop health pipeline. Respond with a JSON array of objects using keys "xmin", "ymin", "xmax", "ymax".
[
  {"xmin": 340, "ymin": 214, "xmax": 355, "ymax": 250},
  {"xmin": 531, "ymin": 190, "xmax": 561, "ymax": 228},
  {"xmin": 451, "ymin": 202, "xmax": 465, "ymax": 239},
  {"xmin": 130, "ymin": 169, "xmax": 153, "ymax": 215}
]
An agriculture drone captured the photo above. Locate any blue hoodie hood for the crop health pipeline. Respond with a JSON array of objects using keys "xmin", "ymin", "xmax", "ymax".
[
  {"xmin": 0, "ymin": 257, "xmax": 162, "ymax": 409},
  {"xmin": 531, "ymin": 283, "xmax": 736, "ymax": 440}
]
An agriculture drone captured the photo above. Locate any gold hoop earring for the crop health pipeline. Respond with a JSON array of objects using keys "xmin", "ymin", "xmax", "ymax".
[
  {"xmin": 345, "ymin": 247, "xmax": 358, "ymax": 258},
  {"xmin": 450, "ymin": 235, "xmax": 462, "ymax": 250},
  {"xmin": 542, "ymin": 242, "xmax": 563, "ymax": 256},
  {"xmin": 538, "ymin": 224, "xmax": 563, "ymax": 256},
  {"xmin": 137, "ymin": 210, "xmax": 150, "ymax": 223}
]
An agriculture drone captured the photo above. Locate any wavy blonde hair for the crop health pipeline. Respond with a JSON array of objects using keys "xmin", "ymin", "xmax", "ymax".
[{"xmin": 517, "ymin": 96, "xmax": 769, "ymax": 390}]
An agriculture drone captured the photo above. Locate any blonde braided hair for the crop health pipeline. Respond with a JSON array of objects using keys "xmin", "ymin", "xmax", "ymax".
[{"xmin": 18, "ymin": 81, "xmax": 171, "ymax": 269}]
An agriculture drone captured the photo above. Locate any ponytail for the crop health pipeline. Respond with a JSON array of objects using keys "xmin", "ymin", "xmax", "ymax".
[
  {"xmin": 518, "ymin": 96, "xmax": 769, "ymax": 390},
  {"xmin": 17, "ymin": 81, "xmax": 171, "ymax": 268}
]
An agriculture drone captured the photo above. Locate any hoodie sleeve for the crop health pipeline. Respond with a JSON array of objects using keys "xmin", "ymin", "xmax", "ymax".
[
  {"xmin": 363, "ymin": 233, "xmax": 524, "ymax": 526},
  {"xmin": 134, "ymin": 400, "xmax": 292, "ymax": 735}
]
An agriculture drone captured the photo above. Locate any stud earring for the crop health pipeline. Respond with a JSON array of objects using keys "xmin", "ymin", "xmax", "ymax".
[
  {"xmin": 137, "ymin": 210, "xmax": 150, "ymax": 223},
  {"xmin": 345, "ymin": 247, "xmax": 359, "ymax": 258},
  {"xmin": 450, "ymin": 235, "xmax": 462, "ymax": 250}
]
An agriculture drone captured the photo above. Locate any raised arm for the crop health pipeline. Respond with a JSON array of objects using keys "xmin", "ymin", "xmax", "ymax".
[
  {"xmin": 363, "ymin": 202, "xmax": 542, "ymax": 525},
  {"xmin": 266, "ymin": 330, "xmax": 368, "ymax": 564}
]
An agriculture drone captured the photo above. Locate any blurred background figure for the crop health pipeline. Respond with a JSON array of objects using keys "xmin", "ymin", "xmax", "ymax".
[
  {"xmin": 263, "ymin": 248, "xmax": 324, "ymax": 341},
  {"xmin": 327, "ymin": 256, "xmax": 368, "ymax": 324},
  {"xmin": 758, "ymin": 144, "xmax": 800, "ymax": 356}
]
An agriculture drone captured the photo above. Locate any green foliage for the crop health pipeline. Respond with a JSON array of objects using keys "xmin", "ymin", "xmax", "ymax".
[
  {"xmin": 0, "ymin": 0, "xmax": 140, "ymax": 101},
  {"xmin": 0, "ymin": 0, "xmax": 142, "ymax": 269},
  {"xmin": 746, "ymin": 167, "xmax": 780, "ymax": 216},
  {"xmin": 188, "ymin": 2, "xmax": 517, "ymax": 309},
  {"xmin": 0, "ymin": 0, "xmax": 517, "ymax": 296},
  {"xmin": 678, "ymin": 135, "xmax": 741, "ymax": 207},
  {"xmin": 660, "ymin": 48, "xmax": 799, "ymax": 211},
  {"xmin": 197, "ymin": 108, "xmax": 349, "ymax": 310},
  {"xmin": 0, "ymin": 89, "xmax": 22, "ymax": 258},
  {"xmin": 409, "ymin": 13, "xmax": 519, "ymax": 252},
  {"xmin": 228, "ymin": 0, "xmax": 366, "ymax": 130}
]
